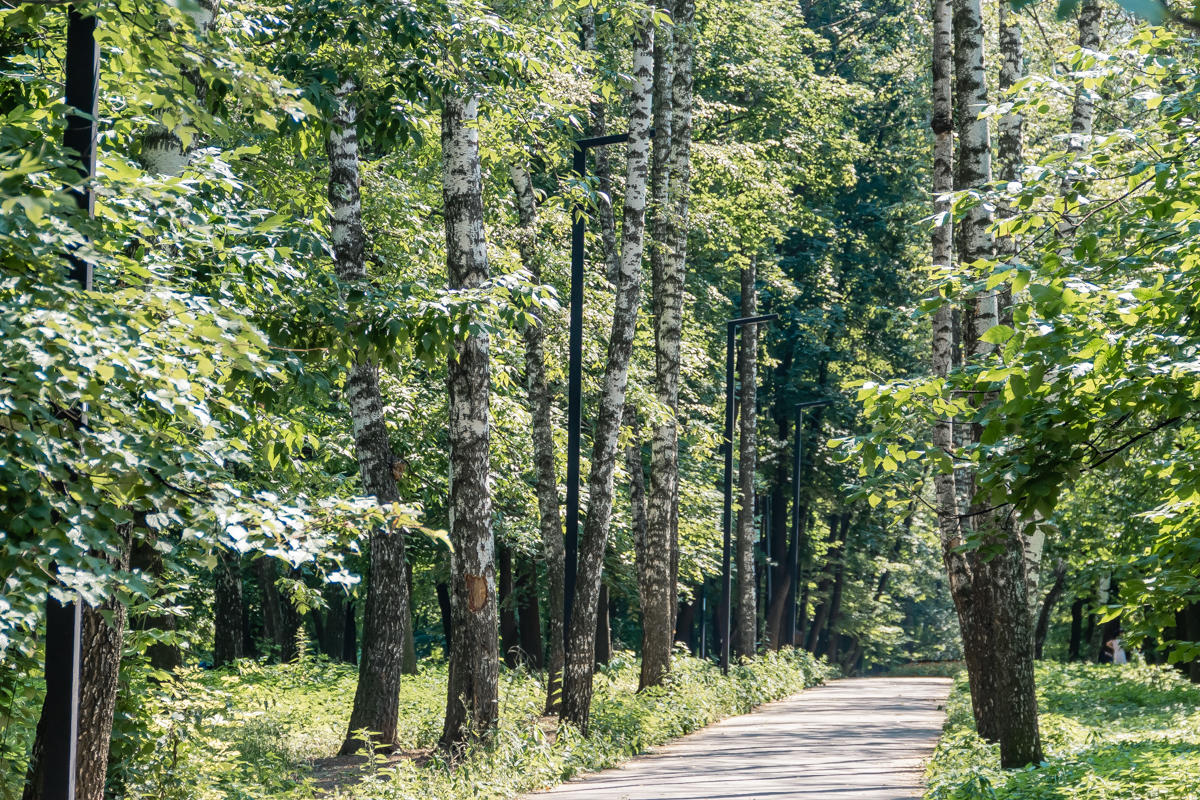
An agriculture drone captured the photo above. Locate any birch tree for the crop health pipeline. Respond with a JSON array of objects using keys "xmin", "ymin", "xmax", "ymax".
[
  {"xmin": 944, "ymin": 0, "xmax": 1042, "ymax": 767},
  {"xmin": 326, "ymin": 80, "xmax": 414, "ymax": 755},
  {"xmin": 439, "ymin": 93, "xmax": 500, "ymax": 748},
  {"xmin": 561, "ymin": 12, "xmax": 655, "ymax": 733},
  {"xmin": 511, "ymin": 163, "xmax": 566, "ymax": 712}
]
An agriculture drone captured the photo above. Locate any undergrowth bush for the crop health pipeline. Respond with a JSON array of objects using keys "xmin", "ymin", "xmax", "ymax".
[
  {"xmin": 94, "ymin": 648, "xmax": 831, "ymax": 800},
  {"xmin": 924, "ymin": 662, "xmax": 1200, "ymax": 800}
]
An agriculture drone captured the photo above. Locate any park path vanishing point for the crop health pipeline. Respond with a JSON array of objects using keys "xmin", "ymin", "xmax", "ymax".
[{"xmin": 522, "ymin": 676, "xmax": 953, "ymax": 800}]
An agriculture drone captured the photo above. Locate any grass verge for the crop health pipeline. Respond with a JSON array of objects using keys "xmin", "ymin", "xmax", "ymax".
[
  {"xmin": 103, "ymin": 648, "xmax": 832, "ymax": 800},
  {"xmin": 925, "ymin": 662, "xmax": 1200, "ymax": 800}
]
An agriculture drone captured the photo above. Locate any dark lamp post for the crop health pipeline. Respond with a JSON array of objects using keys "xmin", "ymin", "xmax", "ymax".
[{"xmin": 783, "ymin": 398, "xmax": 832, "ymax": 649}]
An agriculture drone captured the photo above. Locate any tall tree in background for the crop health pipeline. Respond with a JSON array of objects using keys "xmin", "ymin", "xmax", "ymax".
[
  {"xmin": 511, "ymin": 163, "xmax": 565, "ymax": 710},
  {"xmin": 639, "ymin": 0, "xmax": 677, "ymax": 690},
  {"xmin": 440, "ymin": 92, "xmax": 500, "ymax": 748},
  {"xmin": 735, "ymin": 257, "xmax": 759, "ymax": 659},
  {"xmin": 328, "ymin": 80, "xmax": 414, "ymax": 755},
  {"xmin": 562, "ymin": 12, "xmax": 655, "ymax": 732},
  {"xmin": 945, "ymin": 0, "xmax": 1042, "ymax": 767}
]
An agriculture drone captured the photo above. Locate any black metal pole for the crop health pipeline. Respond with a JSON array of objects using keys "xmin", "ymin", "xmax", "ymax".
[
  {"xmin": 563, "ymin": 143, "xmax": 586, "ymax": 648},
  {"xmin": 719, "ymin": 313, "xmax": 776, "ymax": 674},
  {"xmin": 44, "ymin": 8, "xmax": 100, "ymax": 800},
  {"xmin": 786, "ymin": 399, "xmax": 831, "ymax": 648}
]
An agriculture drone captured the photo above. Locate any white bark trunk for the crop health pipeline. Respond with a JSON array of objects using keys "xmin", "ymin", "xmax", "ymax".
[{"xmin": 562, "ymin": 12, "xmax": 654, "ymax": 732}]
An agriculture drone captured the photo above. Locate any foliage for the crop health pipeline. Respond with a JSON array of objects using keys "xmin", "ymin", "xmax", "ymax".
[
  {"xmin": 0, "ymin": 650, "xmax": 831, "ymax": 800},
  {"xmin": 925, "ymin": 662, "xmax": 1200, "ymax": 800}
]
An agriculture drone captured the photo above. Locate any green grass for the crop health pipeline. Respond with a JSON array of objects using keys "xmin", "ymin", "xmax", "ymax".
[
  {"xmin": 105, "ymin": 648, "xmax": 832, "ymax": 800},
  {"xmin": 925, "ymin": 662, "xmax": 1200, "ymax": 800}
]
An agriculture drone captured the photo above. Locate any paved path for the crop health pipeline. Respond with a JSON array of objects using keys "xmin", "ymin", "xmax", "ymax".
[{"xmin": 523, "ymin": 677, "xmax": 952, "ymax": 800}]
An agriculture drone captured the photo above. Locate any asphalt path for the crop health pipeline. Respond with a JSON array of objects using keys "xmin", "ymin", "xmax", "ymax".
[{"xmin": 521, "ymin": 677, "xmax": 953, "ymax": 800}]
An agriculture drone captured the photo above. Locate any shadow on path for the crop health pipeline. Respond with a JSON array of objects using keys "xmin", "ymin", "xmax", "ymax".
[{"xmin": 521, "ymin": 676, "xmax": 953, "ymax": 800}]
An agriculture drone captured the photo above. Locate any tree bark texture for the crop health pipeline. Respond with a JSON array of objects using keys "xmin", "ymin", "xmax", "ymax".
[
  {"xmin": 735, "ymin": 258, "xmax": 759, "ymax": 659},
  {"xmin": 579, "ymin": 9, "xmax": 621, "ymax": 282},
  {"xmin": 499, "ymin": 542, "xmax": 519, "ymax": 668},
  {"xmin": 595, "ymin": 583, "xmax": 612, "ymax": 666},
  {"xmin": 641, "ymin": 0, "xmax": 680, "ymax": 691},
  {"xmin": 944, "ymin": 0, "xmax": 1043, "ymax": 767},
  {"xmin": 1034, "ymin": 560, "xmax": 1066, "ymax": 659},
  {"xmin": 561, "ymin": 14, "xmax": 654, "ymax": 734},
  {"xmin": 516, "ymin": 555, "xmax": 544, "ymax": 669},
  {"xmin": 511, "ymin": 163, "xmax": 565, "ymax": 711},
  {"xmin": 213, "ymin": 549, "xmax": 243, "ymax": 667},
  {"xmin": 440, "ymin": 93, "xmax": 500, "ymax": 749},
  {"xmin": 327, "ymin": 81, "xmax": 413, "ymax": 755},
  {"xmin": 23, "ymin": 530, "xmax": 130, "ymax": 800}
]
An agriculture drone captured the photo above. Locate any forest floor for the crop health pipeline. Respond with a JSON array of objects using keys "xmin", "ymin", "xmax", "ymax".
[
  {"xmin": 519, "ymin": 676, "xmax": 952, "ymax": 800},
  {"xmin": 924, "ymin": 662, "xmax": 1200, "ymax": 800}
]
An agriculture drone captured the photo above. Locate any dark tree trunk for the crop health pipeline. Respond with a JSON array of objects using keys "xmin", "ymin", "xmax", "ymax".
[
  {"xmin": 255, "ymin": 557, "xmax": 285, "ymax": 660},
  {"xmin": 440, "ymin": 93, "xmax": 500, "ymax": 748},
  {"xmin": 1097, "ymin": 580, "xmax": 1121, "ymax": 663},
  {"xmin": 213, "ymin": 550, "xmax": 244, "ymax": 667},
  {"xmin": 129, "ymin": 538, "xmax": 181, "ymax": 671},
  {"xmin": 24, "ymin": 531, "xmax": 130, "ymax": 800},
  {"xmin": 436, "ymin": 581, "xmax": 453, "ymax": 655},
  {"xmin": 322, "ymin": 587, "xmax": 347, "ymax": 662},
  {"xmin": 516, "ymin": 555, "xmax": 544, "ymax": 669},
  {"xmin": 735, "ymin": 258, "xmax": 759, "ymax": 660},
  {"xmin": 402, "ymin": 561, "xmax": 418, "ymax": 674},
  {"xmin": 1034, "ymin": 561, "xmax": 1066, "ymax": 659},
  {"xmin": 1176, "ymin": 602, "xmax": 1200, "ymax": 683},
  {"xmin": 343, "ymin": 599, "xmax": 358, "ymax": 664},
  {"xmin": 764, "ymin": 409, "xmax": 789, "ymax": 648},
  {"xmin": 629, "ymin": 408, "xmax": 667, "ymax": 689},
  {"xmin": 804, "ymin": 515, "xmax": 844, "ymax": 652},
  {"xmin": 499, "ymin": 543, "xmax": 519, "ymax": 669},
  {"xmin": 596, "ymin": 583, "xmax": 612, "ymax": 666},
  {"xmin": 819, "ymin": 516, "xmax": 850, "ymax": 659},
  {"xmin": 327, "ymin": 81, "xmax": 414, "ymax": 754},
  {"xmin": 675, "ymin": 595, "xmax": 697, "ymax": 652},
  {"xmin": 1068, "ymin": 597, "xmax": 1084, "ymax": 661}
]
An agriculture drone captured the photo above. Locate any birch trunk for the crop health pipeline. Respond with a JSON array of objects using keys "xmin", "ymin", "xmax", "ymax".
[
  {"xmin": 949, "ymin": 0, "xmax": 1042, "ymax": 767},
  {"xmin": 641, "ymin": 2, "xmax": 679, "ymax": 690},
  {"xmin": 440, "ymin": 94, "xmax": 500, "ymax": 748},
  {"xmin": 580, "ymin": 9, "xmax": 621, "ymax": 281},
  {"xmin": 561, "ymin": 14, "xmax": 654, "ymax": 733},
  {"xmin": 511, "ymin": 163, "xmax": 565, "ymax": 711},
  {"xmin": 327, "ymin": 81, "xmax": 413, "ymax": 755},
  {"xmin": 735, "ymin": 257, "xmax": 759, "ymax": 659},
  {"xmin": 665, "ymin": 0, "xmax": 696, "ymax": 624}
]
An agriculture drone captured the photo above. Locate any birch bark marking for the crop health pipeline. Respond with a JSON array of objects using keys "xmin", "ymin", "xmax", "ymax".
[
  {"xmin": 511, "ymin": 163, "xmax": 566, "ymax": 712},
  {"xmin": 440, "ymin": 94, "xmax": 500, "ymax": 748},
  {"xmin": 561, "ymin": 14, "xmax": 654, "ymax": 733},
  {"xmin": 735, "ymin": 256, "xmax": 759, "ymax": 659},
  {"xmin": 328, "ymin": 81, "xmax": 414, "ymax": 756},
  {"xmin": 951, "ymin": 0, "xmax": 1043, "ymax": 767},
  {"xmin": 641, "ymin": 0, "xmax": 678, "ymax": 691},
  {"xmin": 665, "ymin": 0, "xmax": 696, "ymax": 625},
  {"xmin": 1060, "ymin": 0, "xmax": 1101, "ymax": 236}
]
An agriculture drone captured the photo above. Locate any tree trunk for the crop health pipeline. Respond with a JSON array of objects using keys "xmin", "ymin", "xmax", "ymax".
[
  {"xmin": 402, "ymin": 561, "xmax": 418, "ymax": 674},
  {"xmin": 1176, "ymin": 602, "xmax": 1200, "ymax": 683},
  {"xmin": 327, "ymin": 81, "xmax": 413, "ymax": 755},
  {"xmin": 510, "ymin": 163, "xmax": 565, "ymax": 711},
  {"xmin": 499, "ymin": 542, "xmax": 519, "ymax": 668},
  {"xmin": 820, "ymin": 515, "xmax": 850, "ymax": 659},
  {"xmin": 255, "ymin": 557, "xmax": 285, "ymax": 659},
  {"xmin": 675, "ymin": 594, "xmax": 697, "ymax": 652},
  {"xmin": 1034, "ymin": 561, "xmax": 1066, "ymax": 659},
  {"xmin": 279, "ymin": 570, "xmax": 302, "ymax": 662},
  {"xmin": 580, "ymin": 9, "xmax": 621, "ymax": 282},
  {"xmin": 436, "ymin": 581, "xmax": 453, "ymax": 655},
  {"xmin": 322, "ymin": 586, "xmax": 347, "ymax": 662},
  {"xmin": 440, "ymin": 93, "xmax": 500, "ymax": 749},
  {"xmin": 1088, "ymin": 575, "xmax": 1110, "ymax": 663},
  {"xmin": 735, "ymin": 257, "xmax": 759, "ymax": 659},
  {"xmin": 932, "ymin": 0, "xmax": 1041, "ymax": 768},
  {"xmin": 665, "ymin": 0, "xmax": 696, "ymax": 626},
  {"xmin": 128, "ymin": 539, "xmax": 182, "ymax": 671},
  {"xmin": 24, "ymin": 530, "xmax": 130, "ymax": 800},
  {"xmin": 213, "ymin": 550, "xmax": 243, "ymax": 667},
  {"xmin": 642, "ymin": 0, "xmax": 681, "ymax": 691},
  {"xmin": 344, "ymin": 599, "xmax": 358, "ymax": 664},
  {"xmin": 516, "ymin": 555, "xmax": 544, "ymax": 669},
  {"xmin": 629, "ymin": 410, "xmax": 667, "ymax": 688},
  {"xmin": 1068, "ymin": 596, "xmax": 1084, "ymax": 660},
  {"xmin": 561, "ymin": 12, "xmax": 654, "ymax": 734},
  {"xmin": 596, "ymin": 583, "xmax": 612, "ymax": 666},
  {"xmin": 764, "ymin": 366, "xmax": 792, "ymax": 648}
]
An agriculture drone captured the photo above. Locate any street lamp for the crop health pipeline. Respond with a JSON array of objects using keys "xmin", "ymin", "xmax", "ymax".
[
  {"xmin": 720, "ymin": 313, "xmax": 777, "ymax": 674},
  {"xmin": 783, "ymin": 398, "xmax": 832, "ymax": 648}
]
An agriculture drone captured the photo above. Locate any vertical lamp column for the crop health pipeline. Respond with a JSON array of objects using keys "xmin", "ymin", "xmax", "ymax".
[{"xmin": 784, "ymin": 398, "xmax": 832, "ymax": 648}]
